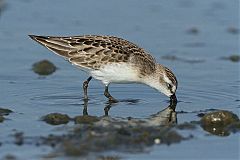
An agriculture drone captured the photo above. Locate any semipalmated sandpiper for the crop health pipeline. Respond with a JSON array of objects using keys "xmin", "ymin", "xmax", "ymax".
[{"xmin": 29, "ymin": 35, "xmax": 178, "ymax": 103}]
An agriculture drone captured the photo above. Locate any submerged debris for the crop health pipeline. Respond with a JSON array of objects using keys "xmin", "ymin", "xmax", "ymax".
[
  {"xmin": 186, "ymin": 27, "xmax": 199, "ymax": 35},
  {"xmin": 161, "ymin": 55, "xmax": 178, "ymax": 61},
  {"xmin": 14, "ymin": 132, "xmax": 24, "ymax": 146},
  {"xmin": 39, "ymin": 124, "xmax": 189, "ymax": 157},
  {"xmin": 6, "ymin": 104, "xmax": 240, "ymax": 158},
  {"xmin": 0, "ymin": 108, "xmax": 13, "ymax": 116},
  {"xmin": 200, "ymin": 110, "xmax": 240, "ymax": 136},
  {"xmin": 161, "ymin": 55, "xmax": 205, "ymax": 63},
  {"xmin": 221, "ymin": 55, "xmax": 240, "ymax": 62},
  {"xmin": 227, "ymin": 27, "xmax": 239, "ymax": 34},
  {"xmin": 228, "ymin": 55, "xmax": 240, "ymax": 62},
  {"xmin": 37, "ymin": 104, "xmax": 193, "ymax": 157},
  {"xmin": 32, "ymin": 60, "xmax": 57, "ymax": 75},
  {"xmin": 183, "ymin": 42, "xmax": 205, "ymax": 48},
  {"xmin": 1, "ymin": 154, "xmax": 17, "ymax": 160},
  {"xmin": 0, "ymin": 107, "xmax": 13, "ymax": 123},
  {"xmin": 42, "ymin": 113, "xmax": 70, "ymax": 125},
  {"xmin": 74, "ymin": 115, "xmax": 100, "ymax": 124}
]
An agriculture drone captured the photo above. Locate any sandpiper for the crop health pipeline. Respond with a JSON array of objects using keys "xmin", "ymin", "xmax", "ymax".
[{"xmin": 29, "ymin": 35, "xmax": 178, "ymax": 103}]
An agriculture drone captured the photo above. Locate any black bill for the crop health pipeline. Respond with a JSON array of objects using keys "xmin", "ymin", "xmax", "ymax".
[{"xmin": 170, "ymin": 94, "xmax": 177, "ymax": 104}]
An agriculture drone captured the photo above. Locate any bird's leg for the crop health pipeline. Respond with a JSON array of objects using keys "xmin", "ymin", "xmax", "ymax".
[
  {"xmin": 83, "ymin": 99, "xmax": 88, "ymax": 115},
  {"xmin": 83, "ymin": 76, "xmax": 92, "ymax": 100},
  {"xmin": 104, "ymin": 85, "xmax": 118, "ymax": 103}
]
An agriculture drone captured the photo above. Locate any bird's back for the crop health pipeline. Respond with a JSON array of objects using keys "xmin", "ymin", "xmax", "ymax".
[{"xmin": 29, "ymin": 35, "xmax": 156, "ymax": 74}]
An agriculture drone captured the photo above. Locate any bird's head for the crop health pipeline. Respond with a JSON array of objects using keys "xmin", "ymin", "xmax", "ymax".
[{"xmin": 144, "ymin": 64, "xmax": 178, "ymax": 103}]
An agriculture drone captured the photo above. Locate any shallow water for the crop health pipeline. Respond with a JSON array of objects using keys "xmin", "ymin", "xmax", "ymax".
[{"xmin": 0, "ymin": 0, "xmax": 239, "ymax": 159}]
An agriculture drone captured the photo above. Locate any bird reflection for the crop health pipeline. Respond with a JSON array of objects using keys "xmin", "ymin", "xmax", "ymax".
[
  {"xmin": 104, "ymin": 103, "xmax": 112, "ymax": 116},
  {"xmin": 147, "ymin": 101, "xmax": 177, "ymax": 126},
  {"xmin": 82, "ymin": 99, "xmax": 177, "ymax": 126},
  {"xmin": 82, "ymin": 99, "xmax": 113, "ymax": 116}
]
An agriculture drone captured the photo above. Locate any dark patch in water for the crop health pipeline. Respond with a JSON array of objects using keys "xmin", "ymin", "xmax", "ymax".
[
  {"xmin": 186, "ymin": 27, "xmax": 200, "ymax": 35},
  {"xmin": 0, "ymin": 107, "xmax": 13, "ymax": 116},
  {"xmin": 32, "ymin": 104, "xmax": 192, "ymax": 157},
  {"xmin": 13, "ymin": 131, "xmax": 24, "ymax": 146},
  {"xmin": 183, "ymin": 42, "xmax": 206, "ymax": 48},
  {"xmin": 4, "ymin": 105, "xmax": 240, "ymax": 159},
  {"xmin": 1, "ymin": 154, "xmax": 17, "ymax": 160},
  {"xmin": 177, "ymin": 108, "xmax": 217, "ymax": 114},
  {"xmin": 227, "ymin": 27, "xmax": 239, "ymax": 34},
  {"xmin": 32, "ymin": 60, "xmax": 57, "ymax": 76},
  {"xmin": 42, "ymin": 113, "xmax": 70, "ymax": 125},
  {"xmin": 220, "ymin": 55, "xmax": 240, "ymax": 62},
  {"xmin": 161, "ymin": 55, "xmax": 205, "ymax": 63},
  {"xmin": 0, "ymin": 107, "xmax": 13, "ymax": 123},
  {"xmin": 38, "ymin": 125, "xmax": 190, "ymax": 157},
  {"xmin": 0, "ymin": 116, "xmax": 4, "ymax": 123}
]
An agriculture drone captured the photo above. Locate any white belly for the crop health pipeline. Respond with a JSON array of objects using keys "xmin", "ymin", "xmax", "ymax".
[{"xmin": 90, "ymin": 63, "xmax": 140, "ymax": 85}]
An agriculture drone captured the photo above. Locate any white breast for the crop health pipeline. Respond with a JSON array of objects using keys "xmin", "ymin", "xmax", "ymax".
[{"xmin": 90, "ymin": 63, "xmax": 140, "ymax": 85}]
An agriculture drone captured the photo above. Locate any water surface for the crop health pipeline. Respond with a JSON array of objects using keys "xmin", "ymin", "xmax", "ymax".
[{"xmin": 0, "ymin": 0, "xmax": 239, "ymax": 159}]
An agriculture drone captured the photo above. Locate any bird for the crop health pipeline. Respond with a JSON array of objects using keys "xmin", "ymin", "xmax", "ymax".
[{"xmin": 29, "ymin": 35, "xmax": 178, "ymax": 104}]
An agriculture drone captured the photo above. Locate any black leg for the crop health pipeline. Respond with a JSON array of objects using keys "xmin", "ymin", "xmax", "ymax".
[
  {"xmin": 83, "ymin": 99, "xmax": 88, "ymax": 115},
  {"xmin": 83, "ymin": 76, "xmax": 92, "ymax": 100},
  {"xmin": 104, "ymin": 85, "xmax": 118, "ymax": 103}
]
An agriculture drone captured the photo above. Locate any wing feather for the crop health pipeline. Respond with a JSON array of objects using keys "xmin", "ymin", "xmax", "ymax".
[{"xmin": 29, "ymin": 35, "xmax": 156, "ymax": 73}]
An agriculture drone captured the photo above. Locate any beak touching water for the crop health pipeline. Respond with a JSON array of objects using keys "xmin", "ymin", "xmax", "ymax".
[{"xmin": 170, "ymin": 94, "xmax": 177, "ymax": 104}]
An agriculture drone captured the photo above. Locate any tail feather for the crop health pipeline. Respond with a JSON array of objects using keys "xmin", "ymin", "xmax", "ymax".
[{"xmin": 29, "ymin": 35, "xmax": 75, "ymax": 58}]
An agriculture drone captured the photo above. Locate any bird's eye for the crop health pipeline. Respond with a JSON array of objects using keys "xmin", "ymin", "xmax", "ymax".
[{"xmin": 167, "ymin": 83, "xmax": 172, "ymax": 90}]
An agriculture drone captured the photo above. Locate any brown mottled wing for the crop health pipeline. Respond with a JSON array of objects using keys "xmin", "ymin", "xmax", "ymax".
[
  {"xmin": 164, "ymin": 67, "xmax": 178, "ymax": 87},
  {"xmin": 29, "ymin": 35, "xmax": 155, "ymax": 72},
  {"xmin": 130, "ymin": 52, "xmax": 156, "ymax": 76}
]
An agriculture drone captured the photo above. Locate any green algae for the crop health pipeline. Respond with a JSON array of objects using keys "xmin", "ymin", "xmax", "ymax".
[
  {"xmin": 42, "ymin": 113, "xmax": 70, "ymax": 125},
  {"xmin": 32, "ymin": 60, "xmax": 57, "ymax": 75},
  {"xmin": 221, "ymin": 55, "xmax": 240, "ymax": 62},
  {"xmin": 0, "ymin": 108, "xmax": 13, "ymax": 116},
  {"xmin": 74, "ymin": 115, "xmax": 100, "ymax": 124},
  {"xmin": 201, "ymin": 110, "xmax": 239, "ymax": 127},
  {"xmin": 228, "ymin": 55, "xmax": 240, "ymax": 62},
  {"xmin": 200, "ymin": 110, "xmax": 240, "ymax": 136}
]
